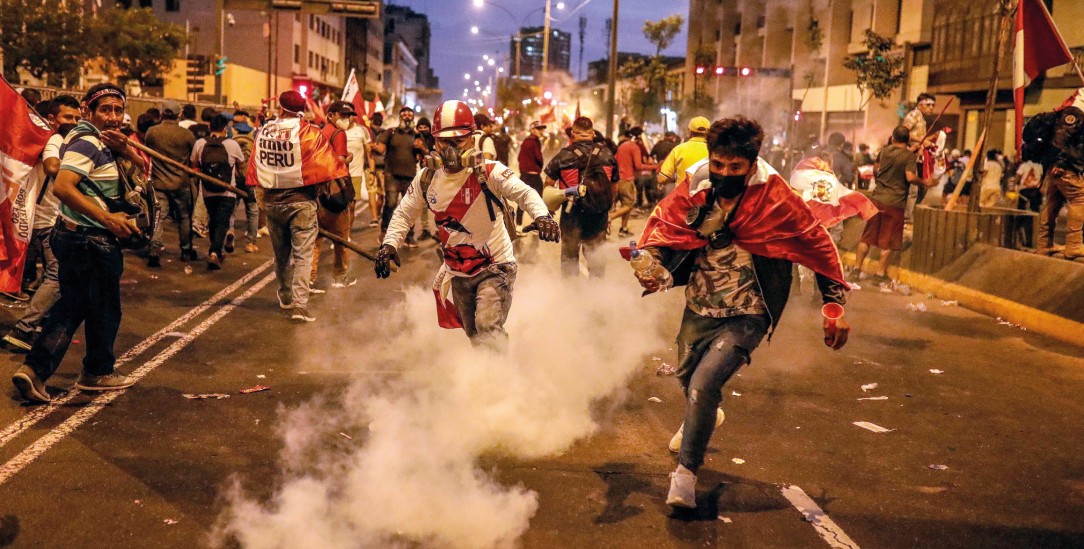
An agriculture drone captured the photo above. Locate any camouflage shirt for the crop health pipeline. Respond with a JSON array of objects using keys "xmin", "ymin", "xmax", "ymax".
[
  {"xmin": 685, "ymin": 244, "xmax": 768, "ymax": 318},
  {"xmin": 902, "ymin": 108, "xmax": 927, "ymax": 147}
]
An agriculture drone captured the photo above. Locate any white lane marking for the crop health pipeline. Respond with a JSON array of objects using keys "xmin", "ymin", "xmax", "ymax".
[
  {"xmin": 0, "ymin": 272, "xmax": 276, "ymax": 486},
  {"xmin": 781, "ymin": 485, "xmax": 861, "ymax": 549},
  {"xmin": 0, "ymin": 259, "xmax": 273, "ymax": 449}
]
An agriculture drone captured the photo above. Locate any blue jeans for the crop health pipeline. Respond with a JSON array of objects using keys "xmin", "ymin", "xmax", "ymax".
[
  {"xmin": 266, "ymin": 200, "xmax": 318, "ymax": 308},
  {"xmin": 674, "ymin": 311, "xmax": 770, "ymax": 471},
  {"xmin": 16, "ymin": 227, "xmax": 60, "ymax": 333},
  {"xmin": 25, "ymin": 224, "xmax": 124, "ymax": 381}
]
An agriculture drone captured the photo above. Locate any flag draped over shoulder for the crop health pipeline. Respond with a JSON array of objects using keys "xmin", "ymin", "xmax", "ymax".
[
  {"xmin": 789, "ymin": 157, "xmax": 878, "ymax": 228},
  {"xmin": 629, "ymin": 158, "xmax": 848, "ymax": 287},
  {"xmin": 1013, "ymin": 0, "xmax": 1074, "ymax": 151},
  {"xmin": 245, "ymin": 117, "xmax": 348, "ymax": 189},
  {"xmin": 0, "ymin": 77, "xmax": 53, "ymax": 293}
]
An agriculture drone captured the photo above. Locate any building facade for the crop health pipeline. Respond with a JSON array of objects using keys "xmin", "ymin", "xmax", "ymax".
[
  {"xmin": 384, "ymin": 4, "xmax": 438, "ymax": 90},
  {"xmin": 384, "ymin": 38, "xmax": 419, "ymax": 111},
  {"xmin": 684, "ymin": 0, "xmax": 1084, "ymax": 155},
  {"xmin": 345, "ymin": 11, "xmax": 385, "ymax": 96},
  {"xmin": 510, "ymin": 26, "xmax": 571, "ymax": 82}
]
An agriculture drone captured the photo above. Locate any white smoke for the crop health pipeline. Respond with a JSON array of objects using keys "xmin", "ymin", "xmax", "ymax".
[{"xmin": 215, "ymin": 241, "xmax": 677, "ymax": 548}]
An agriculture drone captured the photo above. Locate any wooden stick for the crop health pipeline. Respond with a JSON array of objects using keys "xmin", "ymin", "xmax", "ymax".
[
  {"xmin": 945, "ymin": 128, "xmax": 986, "ymax": 211},
  {"xmin": 920, "ymin": 96, "xmax": 955, "ymax": 144},
  {"xmin": 126, "ymin": 138, "xmax": 249, "ymax": 198},
  {"xmin": 317, "ymin": 228, "xmax": 379, "ymax": 263}
]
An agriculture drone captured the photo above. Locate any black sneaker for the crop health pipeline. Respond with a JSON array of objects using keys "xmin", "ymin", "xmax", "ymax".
[
  {"xmin": 290, "ymin": 307, "xmax": 316, "ymax": 323},
  {"xmin": 3, "ymin": 327, "xmax": 34, "ymax": 352},
  {"xmin": 74, "ymin": 372, "xmax": 136, "ymax": 391},
  {"xmin": 224, "ymin": 232, "xmax": 236, "ymax": 254},
  {"xmin": 207, "ymin": 252, "xmax": 222, "ymax": 270},
  {"xmin": 180, "ymin": 248, "xmax": 198, "ymax": 262},
  {"xmin": 12, "ymin": 366, "xmax": 50, "ymax": 403}
]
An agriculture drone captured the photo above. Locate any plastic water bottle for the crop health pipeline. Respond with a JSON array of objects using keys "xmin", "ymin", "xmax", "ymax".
[{"xmin": 629, "ymin": 241, "xmax": 671, "ymax": 288}]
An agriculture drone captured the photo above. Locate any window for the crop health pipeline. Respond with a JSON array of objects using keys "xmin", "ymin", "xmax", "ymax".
[
  {"xmin": 310, "ymin": 15, "xmax": 315, "ymax": 30},
  {"xmin": 140, "ymin": 0, "xmax": 152, "ymax": 7},
  {"xmin": 294, "ymin": 44, "xmax": 300, "ymax": 64},
  {"xmin": 165, "ymin": 0, "xmax": 178, "ymax": 11},
  {"xmin": 912, "ymin": 45, "xmax": 931, "ymax": 66},
  {"xmin": 308, "ymin": 51, "xmax": 314, "ymax": 68}
]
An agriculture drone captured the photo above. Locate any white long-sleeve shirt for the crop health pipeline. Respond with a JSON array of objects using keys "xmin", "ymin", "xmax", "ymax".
[{"xmin": 383, "ymin": 160, "xmax": 549, "ymax": 277}]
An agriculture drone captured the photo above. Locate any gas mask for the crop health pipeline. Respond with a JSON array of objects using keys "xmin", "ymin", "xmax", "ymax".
[
  {"xmin": 427, "ymin": 144, "xmax": 481, "ymax": 174},
  {"xmin": 709, "ymin": 171, "xmax": 750, "ymax": 199}
]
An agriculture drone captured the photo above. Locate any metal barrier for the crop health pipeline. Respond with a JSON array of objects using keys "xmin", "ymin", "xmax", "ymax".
[{"xmin": 911, "ymin": 204, "xmax": 1039, "ymax": 274}]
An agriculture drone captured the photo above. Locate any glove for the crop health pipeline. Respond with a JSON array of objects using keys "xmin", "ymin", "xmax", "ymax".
[
  {"xmin": 534, "ymin": 215, "xmax": 560, "ymax": 243},
  {"xmin": 374, "ymin": 244, "xmax": 400, "ymax": 279}
]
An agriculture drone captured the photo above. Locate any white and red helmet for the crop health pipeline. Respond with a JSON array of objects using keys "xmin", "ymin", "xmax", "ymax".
[{"xmin": 433, "ymin": 100, "xmax": 475, "ymax": 138}]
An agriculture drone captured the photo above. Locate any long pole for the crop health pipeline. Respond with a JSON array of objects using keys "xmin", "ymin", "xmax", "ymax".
[
  {"xmin": 515, "ymin": 31, "xmax": 522, "ymax": 78},
  {"xmin": 819, "ymin": 0, "xmax": 833, "ymax": 141},
  {"xmin": 265, "ymin": 11, "xmax": 272, "ymax": 100},
  {"xmin": 970, "ymin": 0, "xmax": 1014, "ymax": 212},
  {"xmin": 127, "ymin": 140, "xmax": 379, "ymax": 262},
  {"xmin": 216, "ymin": 0, "xmax": 225, "ymax": 104},
  {"xmin": 541, "ymin": 0, "xmax": 552, "ymax": 86},
  {"xmin": 604, "ymin": 0, "xmax": 619, "ymax": 140}
]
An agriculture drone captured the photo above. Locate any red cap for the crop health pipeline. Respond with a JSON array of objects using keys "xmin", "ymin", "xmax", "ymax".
[{"xmin": 279, "ymin": 90, "xmax": 306, "ymax": 113}]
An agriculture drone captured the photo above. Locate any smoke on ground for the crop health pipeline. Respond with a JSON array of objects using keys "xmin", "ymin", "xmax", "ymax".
[{"xmin": 215, "ymin": 243, "xmax": 674, "ymax": 548}]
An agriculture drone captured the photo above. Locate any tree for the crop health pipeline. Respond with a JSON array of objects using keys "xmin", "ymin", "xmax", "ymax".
[
  {"xmin": 842, "ymin": 29, "xmax": 905, "ymax": 108},
  {"xmin": 642, "ymin": 15, "xmax": 684, "ymax": 57},
  {"xmin": 95, "ymin": 8, "xmax": 186, "ymax": 87},
  {"xmin": 0, "ymin": 0, "xmax": 97, "ymax": 86},
  {"xmin": 621, "ymin": 14, "xmax": 686, "ymax": 125}
]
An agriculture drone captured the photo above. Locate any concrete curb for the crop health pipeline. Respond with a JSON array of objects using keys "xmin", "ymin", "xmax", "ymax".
[{"xmin": 841, "ymin": 252, "xmax": 1084, "ymax": 348}]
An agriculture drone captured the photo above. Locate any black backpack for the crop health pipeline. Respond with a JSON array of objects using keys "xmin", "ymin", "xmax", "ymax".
[
  {"xmin": 568, "ymin": 144, "xmax": 614, "ymax": 215},
  {"xmin": 199, "ymin": 135, "xmax": 234, "ymax": 186}
]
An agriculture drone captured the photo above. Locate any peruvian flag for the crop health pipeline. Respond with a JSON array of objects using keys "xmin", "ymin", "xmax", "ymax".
[
  {"xmin": 1058, "ymin": 87, "xmax": 1084, "ymax": 111},
  {"xmin": 789, "ymin": 157, "xmax": 878, "ymax": 228},
  {"xmin": 1013, "ymin": 0, "xmax": 1074, "ymax": 152},
  {"xmin": 341, "ymin": 68, "xmax": 384, "ymax": 127},
  {"xmin": 0, "ymin": 76, "xmax": 53, "ymax": 293}
]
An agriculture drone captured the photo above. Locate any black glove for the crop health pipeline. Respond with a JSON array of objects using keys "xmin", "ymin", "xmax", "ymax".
[
  {"xmin": 374, "ymin": 244, "xmax": 400, "ymax": 279},
  {"xmin": 534, "ymin": 215, "xmax": 560, "ymax": 243}
]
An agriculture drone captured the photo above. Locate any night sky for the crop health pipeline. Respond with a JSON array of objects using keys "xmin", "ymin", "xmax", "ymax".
[{"xmin": 387, "ymin": 0, "xmax": 689, "ymax": 95}]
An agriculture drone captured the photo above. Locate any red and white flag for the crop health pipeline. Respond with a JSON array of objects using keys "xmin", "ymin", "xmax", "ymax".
[
  {"xmin": 341, "ymin": 68, "xmax": 384, "ymax": 127},
  {"xmin": 789, "ymin": 157, "xmax": 878, "ymax": 228},
  {"xmin": 1013, "ymin": 0, "xmax": 1074, "ymax": 151},
  {"xmin": 0, "ymin": 76, "xmax": 53, "ymax": 293}
]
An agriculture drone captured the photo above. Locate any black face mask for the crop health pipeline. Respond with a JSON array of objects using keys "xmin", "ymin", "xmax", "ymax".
[{"xmin": 709, "ymin": 172, "xmax": 748, "ymax": 199}]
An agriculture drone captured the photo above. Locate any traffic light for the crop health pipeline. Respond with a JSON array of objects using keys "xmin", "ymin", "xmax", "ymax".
[
  {"xmin": 214, "ymin": 56, "xmax": 227, "ymax": 76},
  {"xmin": 186, "ymin": 55, "xmax": 206, "ymax": 95},
  {"xmin": 714, "ymin": 66, "xmax": 725, "ymax": 75},
  {"xmin": 739, "ymin": 67, "xmax": 752, "ymax": 76}
]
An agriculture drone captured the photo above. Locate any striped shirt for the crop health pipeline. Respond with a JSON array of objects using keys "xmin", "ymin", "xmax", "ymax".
[{"xmin": 58, "ymin": 121, "xmax": 121, "ymax": 229}]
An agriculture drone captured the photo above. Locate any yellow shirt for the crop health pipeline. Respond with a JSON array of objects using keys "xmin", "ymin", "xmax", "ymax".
[{"xmin": 659, "ymin": 136, "xmax": 708, "ymax": 183}]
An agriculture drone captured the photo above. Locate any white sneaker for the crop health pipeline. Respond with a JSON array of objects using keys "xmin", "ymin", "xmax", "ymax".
[
  {"xmin": 668, "ymin": 408, "xmax": 725, "ymax": 453},
  {"xmin": 666, "ymin": 466, "xmax": 697, "ymax": 508}
]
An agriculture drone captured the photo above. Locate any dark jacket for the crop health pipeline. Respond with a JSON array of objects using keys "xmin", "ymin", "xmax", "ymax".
[
  {"xmin": 144, "ymin": 119, "xmax": 195, "ymax": 191},
  {"xmin": 518, "ymin": 135, "xmax": 544, "ymax": 173}
]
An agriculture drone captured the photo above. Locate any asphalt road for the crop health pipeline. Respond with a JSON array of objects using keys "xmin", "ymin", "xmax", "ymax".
[{"xmin": 0, "ymin": 209, "xmax": 1081, "ymax": 549}]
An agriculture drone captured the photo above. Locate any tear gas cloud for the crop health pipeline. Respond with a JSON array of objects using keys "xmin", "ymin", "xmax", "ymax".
[{"xmin": 216, "ymin": 243, "xmax": 676, "ymax": 548}]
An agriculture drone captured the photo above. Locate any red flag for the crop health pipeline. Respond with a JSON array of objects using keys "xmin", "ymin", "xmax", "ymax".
[
  {"xmin": 789, "ymin": 157, "xmax": 878, "ymax": 228},
  {"xmin": 0, "ymin": 76, "xmax": 53, "ymax": 293},
  {"xmin": 1013, "ymin": 0, "xmax": 1074, "ymax": 151},
  {"xmin": 623, "ymin": 158, "xmax": 848, "ymax": 287},
  {"xmin": 539, "ymin": 105, "xmax": 556, "ymax": 124}
]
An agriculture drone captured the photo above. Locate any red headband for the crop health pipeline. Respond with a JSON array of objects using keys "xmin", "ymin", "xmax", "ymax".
[{"xmin": 83, "ymin": 88, "xmax": 125, "ymax": 108}]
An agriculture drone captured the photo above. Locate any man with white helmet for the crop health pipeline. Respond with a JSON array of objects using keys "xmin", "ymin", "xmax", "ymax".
[{"xmin": 375, "ymin": 100, "xmax": 560, "ymax": 348}]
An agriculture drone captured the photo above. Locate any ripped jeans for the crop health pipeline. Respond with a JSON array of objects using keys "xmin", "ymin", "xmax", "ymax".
[
  {"xmin": 674, "ymin": 311, "xmax": 770, "ymax": 471},
  {"xmin": 450, "ymin": 262, "xmax": 518, "ymax": 350}
]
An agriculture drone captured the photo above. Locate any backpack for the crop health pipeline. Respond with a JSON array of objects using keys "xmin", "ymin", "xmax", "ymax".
[
  {"xmin": 568, "ymin": 144, "xmax": 614, "ymax": 215},
  {"xmin": 199, "ymin": 135, "xmax": 234, "ymax": 187},
  {"xmin": 1021, "ymin": 111, "xmax": 1058, "ymax": 164},
  {"xmin": 494, "ymin": 132, "xmax": 512, "ymax": 165},
  {"xmin": 66, "ymin": 128, "xmax": 160, "ymax": 250}
]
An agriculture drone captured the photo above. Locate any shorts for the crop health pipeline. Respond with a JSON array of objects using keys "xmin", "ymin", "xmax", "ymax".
[
  {"xmin": 365, "ymin": 169, "xmax": 384, "ymax": 196},
  {"xmin": 350, "ymin": 176, "xmax": 364, "ymax": 197},
  {"xmin": 615, "ymin": 179, "xmax": 636, "ymax": 206},
  {"xmin": 859, "ymin": 199, "xmax": 905, "ymax": 250}
]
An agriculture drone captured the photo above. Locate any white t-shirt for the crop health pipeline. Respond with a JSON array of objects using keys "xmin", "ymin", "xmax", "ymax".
[
  {"xmin": 474, "ymin": 131, "xmax": 498, "ymax": 159},
  {"xmin": 344, "ymin": 123, "xmax": 370, "ymax": 179},
  {"xmin": 33, "ymin": 133, "xmax": 65, "ymax": 230},
  {"xmin": 192, "ymin": 136, "xmax": 245, "ymax": 198},
  {"xmin": 178, "ymin": 119, "xmax": 196, "ymax": 129},
  {"xmin": 383, "ymin": 161, "xmax": 549, "ymax": 276},
  {"xmin": 1016, "ymin": 161, "xmax": 1043, "ymax": 189}
]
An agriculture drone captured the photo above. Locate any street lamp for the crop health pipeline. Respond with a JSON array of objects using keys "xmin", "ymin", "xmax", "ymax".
[
  {"xmin": 487, "ymin": 58, "xmax": 495, "ymax": 67},
  {"xmin": 470, "ymin": 25, "xmax": 479, "ymax": 34},
  {"xmin": 477, "ymin": 65, "xmax": 484, "ymax": 72},
  {"xmin": 464, "ymin": 73, "xmax": 471, "ymax": 79}
]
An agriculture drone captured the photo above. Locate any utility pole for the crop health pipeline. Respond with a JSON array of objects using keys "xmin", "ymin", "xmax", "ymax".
[
  {"xmin": 264, "ymin": 11, "xmax": 272, "ymax": 100},
  {"xmin": 541, "ymin": 0, "xmax": 552, "ymax": 86},
  {"xmin": 515, "ymin": 31, "xmax": 522, "ymax": 79},
  {"xmin": 604, "ymin": 0, "xmax": 619, "ymax": 140},
  {"xmin": 216, "ymin": 0, "xmax": 224, "ymax": 104},
  {"xmin": 578, "ymin": 16, "xmax": 587, "ymax": 81}
]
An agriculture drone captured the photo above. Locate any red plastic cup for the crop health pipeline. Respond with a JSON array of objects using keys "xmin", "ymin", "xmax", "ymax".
[{"xmin": 821, "ymin": 303, "xmax": 844, "ymax": 326}]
